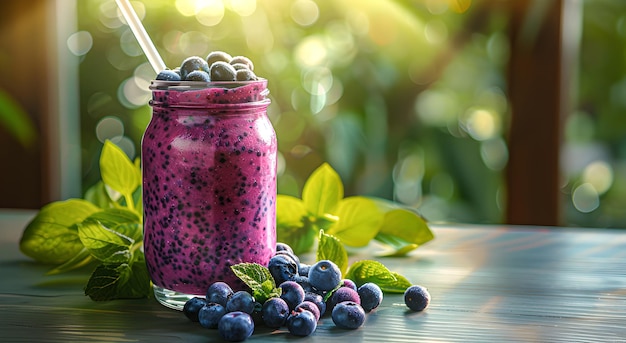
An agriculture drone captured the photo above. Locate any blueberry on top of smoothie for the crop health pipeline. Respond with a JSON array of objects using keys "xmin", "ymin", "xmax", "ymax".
[
  {"xmin": 185, "ymin": 70, "xmax": 211, "ymax": 82},
  {"xmin": 236, "ymin": 69, "xmax": 257, "ymax": 81},
  {"xmin": 206, "ymin": 50, "xmax": 233, "ymax": 67},
  {"xmin": 179, "ymin": 56, "xmax": 210, "ymax": 79},
  {"xmin": 156, "ymin": 69, "xmax": 181, "ymax": 81},
  {"xmin": 230, "ymin": 55, "xmax": 254, "ymax": 71},
  {"xmin": 210, "ymin": 61, "xmax": 237, "ymax": 81}
]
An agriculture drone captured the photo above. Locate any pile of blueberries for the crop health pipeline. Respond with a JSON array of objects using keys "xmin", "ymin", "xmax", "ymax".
[
  {"xmin": 182, "ymin": 242, "xmax": 431, "ymax": 342},
  {"xmin": 155, "ymin": 51, "xmax": 258, "ymax": 83}
]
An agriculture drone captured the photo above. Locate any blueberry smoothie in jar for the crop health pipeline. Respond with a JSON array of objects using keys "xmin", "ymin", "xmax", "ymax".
[{"xmin": 142, "ymin": 53, "xmax": 277, "ymax": 310}]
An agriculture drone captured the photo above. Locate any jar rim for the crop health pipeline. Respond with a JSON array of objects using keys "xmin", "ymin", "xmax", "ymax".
[{"xmin": 150, "ymin": 78, "xmax": 267, "ymax": 91}]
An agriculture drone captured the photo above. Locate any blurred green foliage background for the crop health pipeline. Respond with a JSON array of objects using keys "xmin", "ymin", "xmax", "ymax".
[{"xmin": 73, "ymin": 0, "xmax": 626, "ymax": 227}]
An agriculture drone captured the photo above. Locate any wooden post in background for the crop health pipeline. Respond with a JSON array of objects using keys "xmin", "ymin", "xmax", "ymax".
[{"xmin": 506, "ymin": 0, "xmax": 574, "ymax": 225}]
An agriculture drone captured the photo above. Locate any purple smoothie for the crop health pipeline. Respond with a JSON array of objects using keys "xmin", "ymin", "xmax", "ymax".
[{"xmin": 142, "ymin": 80, "xmax": 276, "ymax": 302}]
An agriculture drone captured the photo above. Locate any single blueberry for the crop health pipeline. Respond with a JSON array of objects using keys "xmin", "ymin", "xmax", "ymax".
[
  {"xmin": 260, "ymin": 297, "xmax": 290, "ymax": 328},
  {"xmin": 404, "ymin": 285, "xmax": 430, "ymax": 312},
  {"xmin": 340, "ymin": 279, "xmax": 358, "ymax": 291},
  {"xmin": 308, "ymin": 260, "xmax": 341, "ymax": 292},
  {"xmin": 295, "ymin": 301, "xmax": 321, "ymax": 321},
  {"xmin": 198, "ymin": 302, "xmax": 226, "ymax": 329},
  {"xmin": 275, "ymin": 249, "xmax": 300, "ymax": 265},
  {"xmin": 231, "ymin": 63, "xmax": 250, "ymax": 71},
  {"xmin": 327, "ymin": 287, "xmax": 360, "ymax": 313},
  {"xmin": 279, "ymin": 280, "xmax": 305, "ymax": 310},
  {"xmin": 268, "ymin": 254, "xmax": 298, "ymax": 285},
  {"xmin": 331, "ymin": 301, "xmax": 365, "ymax": 330},
  {"xmin": 218, "ymin": 311, "xmax": 255, "ymax": 342},
  {"xmin": 206, "ymin": 281, "xmax": 233, "ymax": 306},
  {"xmin": 304, "ymin": 292, "xmax": 326, "ymax": 317},
  {"xmin": 183, "ymin": 297, "xmax": 207, "ymax": 322},
  {"xmin": 156, "ymin": 69, "xmax": 181, "ymax": 81},
  {"xmin": 179, "ymin": 56, "xmax": 209, "ymax": 79},
  {"xmin": 236, "ymin": 69, "xmax": 257, "ymax": 81},
  {"xmin": 286, "ymin": 309, "xmax": 317, "ymax": 336},
  {"xmin": 226, "ymin": 290, "xmax": 256, "ymax": 314},
  {"xmin": 298, "ymin": 263, "xmax": 311, "ymax": 277},
  {"xmin": 275, "ymin": 242, "xmax": 294, "ymax": 254},
  {"xmin": 230, "ymin": 55, "xmax": 254, "ymax": 71},
  {"xmin": 358, "ymin": 282, "xmax": 383, "ymax": 312},
  {"xmin": 294, "ymin": 275, "xmax": 313, "ymax": 293},
  {"xmin": 185, "ymin": 70, "xmax": 210, "ymax": 82},
  {"xmin": 206, "ymin": 51, "xmax": 233, "ymax": 67},
  {"xmin": 210, "ymin": 61, "xmax": 236, "ymax": 82}
]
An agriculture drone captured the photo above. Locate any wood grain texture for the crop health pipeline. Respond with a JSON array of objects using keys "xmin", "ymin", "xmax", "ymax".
[{"xmin": 1, "ymin": 212, "xmax": 625, "ymax": 342}]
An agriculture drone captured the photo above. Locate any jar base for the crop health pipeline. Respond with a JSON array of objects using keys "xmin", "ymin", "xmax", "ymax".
[{"xmin": 153, "ymin": 285, "xmax": 199, "ymax": 311}]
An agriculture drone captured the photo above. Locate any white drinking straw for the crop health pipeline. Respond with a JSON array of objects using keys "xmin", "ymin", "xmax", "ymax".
[{"xmin": 115, "ymin": 0, "xmax": 166, "ymax": 74}]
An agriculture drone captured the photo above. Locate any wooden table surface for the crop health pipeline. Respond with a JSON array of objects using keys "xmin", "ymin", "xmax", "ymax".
[{"xmin": 1, "ymin": 209, "xmax": 625, "ymax": 342}]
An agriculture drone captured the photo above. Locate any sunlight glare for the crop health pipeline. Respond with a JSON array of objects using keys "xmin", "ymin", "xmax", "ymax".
[
  {"xmin": 196, "ymin": 0, "xmax": 225, "ymax": 26},
  {"xmin": 229, "ymin": 0, "xmax": 257, "ymax": 16}
]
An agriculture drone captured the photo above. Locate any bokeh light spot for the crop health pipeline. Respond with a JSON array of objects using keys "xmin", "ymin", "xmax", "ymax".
[
  {"xmin": 67, "ymin": 31, "xmax": 93, "ymax": 56},
  {"xmin": 480, "ymin": 138, "xmax": 508, "ymax": 171},
  {"xmin": 291, "ymin": 0, "xmax": 319, "ymax": 27},
  {"xmin": 464, "ymin": 108, "xmax": 499, "ymax": 141},
  {"xmin": 415, "ymin": 89, "xmax": 458, "ymax": 127},
  {"xmin": 118, "ymin": 77, "xmax": 151, "ymax": 109},
  {"xmin": 175, "ymin": 0, "xmax": 197, "ymax": 16},
  {"xmin": 393, "ymin": 153, "xmax": 425, "ymax": 206},
  {"xmin": 96, "ymin": 116, "xmax": 124, "ymax": 144},
  {"xmin": 302, "ymin": 67, "xmax": 333, "ymax": 96},
  {"xmin": 120, "ymin": 29, "xmax": 143, "ymax": 57},
  {"xmin": 294, "ymin": 36, "xmax": 327, "ymax": 67},
  {"xmin": 111, "ymin": 136, "xmax": 137, "ymax": 160},
  {"xmin": 572, "ymin": 183, "xmax": 600, "ymax": 213},
  {"xmin": 196, "ymin": 0, "xmax": 225, "ymax": 26},
  {"xmin": 179, "ymin": 31, "xmax": 210, "ymax": 56},
  {"xmin": 424, "ymin": 19, "xmax": 448, "ymax": 44},
  {"xmin": 99, "ymin": 1, "xmax": 123, "ymax": 29},
  {"xmin": 582, "ymin": 160, "xmax": 613, "ymax": 195}
]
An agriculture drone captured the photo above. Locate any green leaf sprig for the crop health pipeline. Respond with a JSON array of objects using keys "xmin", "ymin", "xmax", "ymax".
[
  {"xmin": 276, "ymin": 163, "xmax": 434, "ymax": 256},
  {"xmin": 230, "ymin": 263, "xmax": 281, "ymax": 303},
  {"xmin": 19, "ymin": 140, "xmax": 149, "ymax": 301},
  {"xmin": 231, "ymin": 230, "xmax": 415, "ymax": 297}
]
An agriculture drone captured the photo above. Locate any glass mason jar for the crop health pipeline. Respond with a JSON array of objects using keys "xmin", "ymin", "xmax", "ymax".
[{"xmin": 142, "ymin": 79, "xmax": 277, "ymax": 310}]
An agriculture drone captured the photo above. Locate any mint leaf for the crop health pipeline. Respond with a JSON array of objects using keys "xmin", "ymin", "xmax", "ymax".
[
  {"xmin": 84, "ymin": 181, "xmax": 114, "ymax": 209},
  {"xmin": 388, "ymin": 272, "xmax": 413, "ymax": 293},
  {"xmin": 277, "ymin": 221, "xmax": 317, "ymax": 255},
  {"xmin": 326, "ymin": 196, "xmax": 383, "ymax": 247},
  {"xmin": 231, "ymin": 263, "xmax": 281, "ymax": 303},
  {"xmin": 84, "ymin": 252, "xmax": 151, "ymax": 301},
  {"xmin": 371, "ymin": 198, "xmax": 434, "ymax": 256},
  {"xmin": 277, "ymin": 195, "xmax": 307, "ymax": 226},
  {"xmin": 46, "ymin": 248, "xmax": 94, "ymax": 275},
  {"xmin": 100, "ymin": 140, "xmax": 141, "ymax": 206},
  {"xmin": 316, "ymin": 230, "xmax": 348, "ymax": 276},
  {"xmin": 78, "ymin": 219, "xmax": 134, "ymax": 263},
  {"xmin": 276, "ymin": 195, "xmax": 316, "ymax": 254},
  {"xmin": 19, "ymin": 199, "xmax": 101, "ymax": 264},
  {"xmin": 344, "ymin": 260, "xmax": 412, "ymax": 293},
  {"xmin": 302, "ymin": 163, "xmax": 344, "ymax": 217},
  {"xmin": 86, "ymin": 208, "xmax": 142, "ymax": 242}
]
